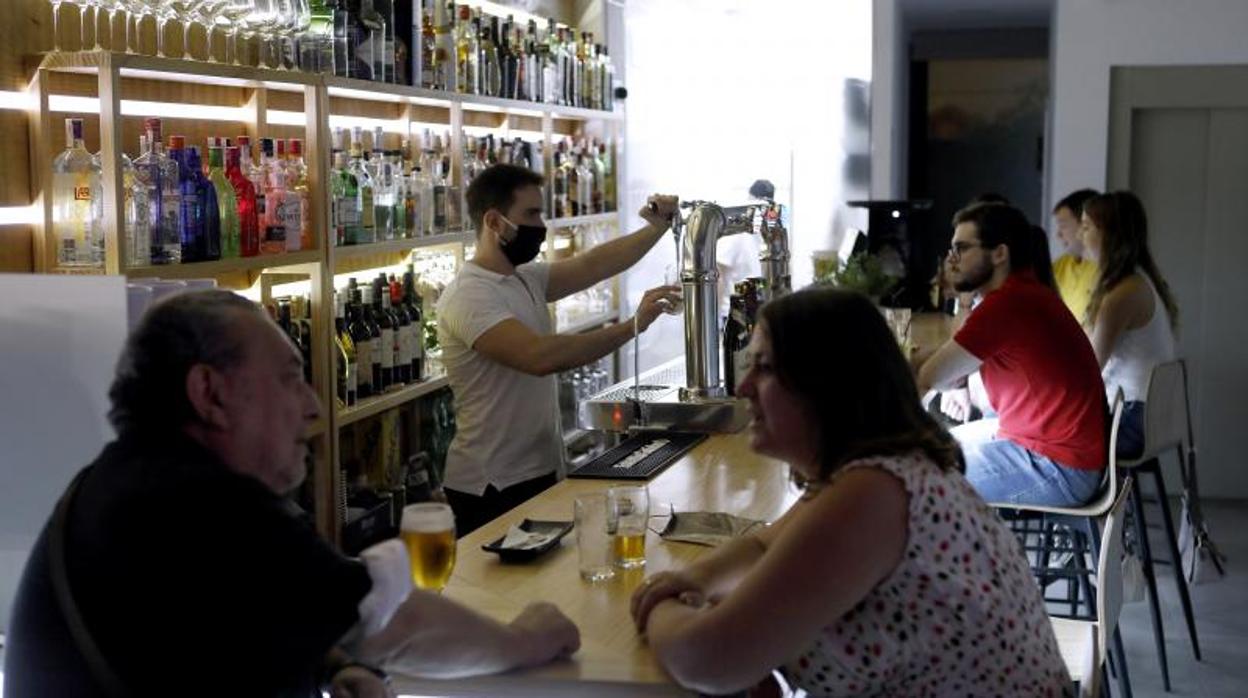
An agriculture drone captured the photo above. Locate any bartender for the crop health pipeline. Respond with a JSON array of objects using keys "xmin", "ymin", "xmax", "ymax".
[{"xmin": 437, "ymin": 164, "xmax": 681, "ymax": 535}]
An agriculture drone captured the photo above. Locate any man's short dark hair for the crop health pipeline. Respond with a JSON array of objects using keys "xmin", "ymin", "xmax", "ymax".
[
  {"xmin": 748, "ymin": 179, "xmax": 776, "ymax": 200},
  {"xmin": 952, "ymin": 202, "xmax": 1042, "ymax": 276},
  {"xmin": 1053, "ymin": 188, "xmax": 1099, "ymax": 217},
  {"xmin": 108, "ymin": 290, "xmax": 261, "ymax": 435},
  {"xmin": 465, "ymin": 164, "xmax": 544, "ymax": 235}
]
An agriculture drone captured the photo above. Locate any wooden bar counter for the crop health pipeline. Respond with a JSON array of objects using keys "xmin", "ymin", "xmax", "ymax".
[{"xmin": 392, "ymin": 431, "xmax": 797, "ymax": 697}]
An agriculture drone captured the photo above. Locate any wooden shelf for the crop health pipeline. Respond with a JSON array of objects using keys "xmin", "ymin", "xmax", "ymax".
[
  {"xmin": 558, "ymin": 309, "xmax": 620, "ymax": 334},
  {"xmin": 547, "ymin": 213, "xmax": 618, "ymax": 228},
  {"xmin": 331, "ymin": 232, "xmax": 471, "ymax": 267},
  {"xmin": 40, "ymin": 50, "xmax": 318, "ymax": 90},
  {"xmin": 125, "ymin": 249, "xmax": 324, "ymax": 279},
  {"xmin": 337, "ymin": 375, "xmax": 449, "ymax": 427}
]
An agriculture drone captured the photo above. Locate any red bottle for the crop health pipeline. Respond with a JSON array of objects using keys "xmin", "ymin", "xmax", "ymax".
[{"xmin": 225, "ymin": 146, "xmax": 260, "ymax": 257}]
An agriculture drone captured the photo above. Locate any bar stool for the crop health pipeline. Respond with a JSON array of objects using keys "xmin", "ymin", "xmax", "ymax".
[
  {"xmin": 1052, "ymin": 478, "xmax": 1134, "ymax": 698},
  {"xmin": 992, "ymin": 395, "xmax": 1131, "ymax": 698},
  {"xmin": 1117, "ymin": 359, "xmax": 1202, "ymax": 691}
]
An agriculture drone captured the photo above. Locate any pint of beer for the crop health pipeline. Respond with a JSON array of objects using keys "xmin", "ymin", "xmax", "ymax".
[
  {"xmin": 400, "ymin": 503, "xmax": 456, "ymax": 592},
  {"xmin": 607, "ymin": 485, "xmax": 650, "ymax": 569}
]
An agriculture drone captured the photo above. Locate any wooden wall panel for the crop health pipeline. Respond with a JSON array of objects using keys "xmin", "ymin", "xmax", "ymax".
[{"xmin": 0, "ymin": 225, "xmax": 33, "ymax": 272}]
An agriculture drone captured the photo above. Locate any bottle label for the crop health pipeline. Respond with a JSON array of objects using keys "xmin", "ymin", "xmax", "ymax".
[
  {"xmin": 356, "ymin": 339, "xmax": 375, "ymax": 385},
  {"xmin": 346, "ymin": 362, "xmax": 357, "ymax": 396},
  {"xmin": 411, "ymin": 320, "xmax": 423, "ymax": 358},
  {"xmin": 73, "ymin": 186, "xmax": 92, "ymax": 201},
  {"xmin": 379, "ymin": 329, "xmax": 395, "ymax": 368},
  {"xmin": 335, "ymin": 196, "xmax": 361, "ymax": 226},
  {"xmin": 279, "ymin": 197, "xmax": 303, "ymax": 251},
  {"xmin": 397, "ymin": 324, "xmax": 412, "ymax": 367},
  {"xmin": 361, "ymin": 190, "xmax": 375, "ymax": 228}
]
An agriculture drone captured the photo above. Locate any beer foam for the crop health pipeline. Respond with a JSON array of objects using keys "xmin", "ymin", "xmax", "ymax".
[{"xmin": 401, "ymin": 502, "xmax": 456, "ymax": 533}]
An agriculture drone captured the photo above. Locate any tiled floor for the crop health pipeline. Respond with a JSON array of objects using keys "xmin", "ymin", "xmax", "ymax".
[{"xmin": 1113, "ymin": 499, "xmax": 1248, "ymax": 697}]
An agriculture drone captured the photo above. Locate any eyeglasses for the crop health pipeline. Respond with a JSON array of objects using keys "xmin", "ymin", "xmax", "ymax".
[{"xmin": 947, "ymin": 241, "xmax": 983, "ymax": 259}]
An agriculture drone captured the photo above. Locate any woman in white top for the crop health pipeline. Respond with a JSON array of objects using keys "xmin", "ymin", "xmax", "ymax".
[
  {"xmin": 630, "ymin": 289, "xmax": 1068, "ymax": 696},
  {"xmin": 1081, "ymin": 191, "xmax": 1180, "ymax": 457}
]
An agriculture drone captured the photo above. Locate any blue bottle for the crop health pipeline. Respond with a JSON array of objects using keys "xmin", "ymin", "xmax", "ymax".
[
  {"xmin": 187, "ymin": 146, "xmax": 221, "ymax": 262},
  {"xmin": 169, "ymin": 135, "xmax": 205, "ymax": 262}
]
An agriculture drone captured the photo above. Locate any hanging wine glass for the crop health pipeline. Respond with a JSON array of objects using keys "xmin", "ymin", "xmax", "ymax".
[
  {"xmin": 220, "ymin": 0, "xmax": 254, "ymax": 66},
  {"xmin": 241, "ymin": 0, "xmax": 277, "ymax": 69},
  {"xmin": 193, "ymin": 0, "xmax": 230, "ymax": 62},
  {"xmin": 47, "ymin": 0, "xmax": 67, "ymax": 52},
  {"xmin": 138, "ymin": 0, "xmax": 177, "ymax": 58},
  {"xmin": 120, "ymin": 0, "xmax": 152, "ymax": 54},
  {"xmin": 169, "ymin": 0, "xmax": 206, "ymax": 61},
  {"xmin": 65, "ymin": 0, "xmax": 95, "ymax": 50}
]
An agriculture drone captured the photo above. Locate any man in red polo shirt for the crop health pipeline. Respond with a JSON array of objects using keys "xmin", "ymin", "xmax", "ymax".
[{"xmin": 917, "ymin": 203, "xmax": 1106, "ymax": 506}]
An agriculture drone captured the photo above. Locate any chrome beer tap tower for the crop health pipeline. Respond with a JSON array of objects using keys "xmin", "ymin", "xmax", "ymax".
[{"xmin": 580, "ymin": 198, "xmax": 791, "ymax": 433}]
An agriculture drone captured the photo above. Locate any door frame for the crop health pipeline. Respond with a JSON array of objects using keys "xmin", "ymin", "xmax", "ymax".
[{"xmin": 1108, "ymin": 64, "xmax": 1248, "ymax": 188}]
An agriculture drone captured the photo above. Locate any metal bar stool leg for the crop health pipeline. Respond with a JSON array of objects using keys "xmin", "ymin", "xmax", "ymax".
[
  {"xmin": 1129, "ymin": 477, "xmax": 1170, "ymax": 691},
  {"xmin": 1148, "ymin": 460, "xmax": 1202, "ymax": 661}
]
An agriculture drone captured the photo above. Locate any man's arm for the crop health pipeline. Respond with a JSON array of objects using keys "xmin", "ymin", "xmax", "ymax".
[
  {"xmin": 916, "ymin": 339, "xmax": 983, "ymax": 395},
  {"xmin": 546, "ymin": 196, "xmax": 678, "ymax": 302},
  {"xmin": 353, "ymin": 592, "xmax": 580, "ymax": 679},
  {"xmin": 472, "ymin": 286, "xmax": 679, "ymax": 376}
]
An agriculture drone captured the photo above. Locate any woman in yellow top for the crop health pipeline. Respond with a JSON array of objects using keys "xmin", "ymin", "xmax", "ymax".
[{"xmin": 1051, "ymin": 188, "xmax": 1101, "ymax": 319}]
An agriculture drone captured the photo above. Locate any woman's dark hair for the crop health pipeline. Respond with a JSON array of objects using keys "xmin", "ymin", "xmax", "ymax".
[
  {"xmin": 108, "ymin": 290, "xmax": 262, "ymax": 435},
  {"xmin": 1083, "ymin": 191, "xmax": 1179, "ymax": 331},
  {"xmin": 1029, "ymin": 224, "xmax": 1057, "ymax": 291},
  {"xmin": 758, "ymin": 288, "xmax": 964, "ymax": 483}
]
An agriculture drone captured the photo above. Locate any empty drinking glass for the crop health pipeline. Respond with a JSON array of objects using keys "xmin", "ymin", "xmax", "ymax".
[{"xmin": 574, "ymin": 493, "xmax": 615, "ymax": 582}]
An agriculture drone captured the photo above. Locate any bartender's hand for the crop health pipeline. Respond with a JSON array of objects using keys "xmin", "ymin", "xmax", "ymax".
[
  {"xmin": 633, "ymin": 285, "xmax": 683, "ymax": 332},
  {"xmin": 509, "ymin": 601, "xmax": 581, "ymax": 666},
  {"xmin": 640, "ymin": 194, "xmax": 679, "ymax": 229},
  {"xmin": 329, "ymin": 666, "xmax": 394, "ymax": 698},
  {"xmin": 630, "ymin": 570, "xmax": 708, "ymax": 633}
]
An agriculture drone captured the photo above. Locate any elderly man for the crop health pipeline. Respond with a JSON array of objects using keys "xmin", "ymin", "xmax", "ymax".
[{"xmin": 5, "ymin": 290, "xmax": 579, "ymax": 697}]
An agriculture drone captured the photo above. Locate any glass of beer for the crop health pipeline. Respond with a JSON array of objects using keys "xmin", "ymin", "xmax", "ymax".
[
  {"xmin": 607, "ymin": 485, "xmax": 650, "ymax": 569},
  {"xmin": 400, "ymin": 502, "xmax": 456, "ymax": 592}
]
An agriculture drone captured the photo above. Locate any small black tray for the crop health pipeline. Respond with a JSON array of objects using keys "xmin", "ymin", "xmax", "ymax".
[{"xmin": 480, "ymin": 519, "xmax": 574, "ymax": 563}]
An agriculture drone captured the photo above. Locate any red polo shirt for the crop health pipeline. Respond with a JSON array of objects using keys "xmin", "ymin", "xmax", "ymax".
[{"xmin": 955, "ymin": 271, "xmax": 1107, "ymax": 470}]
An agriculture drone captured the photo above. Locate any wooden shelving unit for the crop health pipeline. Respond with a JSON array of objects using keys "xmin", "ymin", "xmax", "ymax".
[{"xmin": 24, "ymin": 49, "xmax": 623, "ymax": 547}]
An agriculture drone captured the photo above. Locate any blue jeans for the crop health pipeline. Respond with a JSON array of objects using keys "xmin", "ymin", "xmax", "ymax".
[
  {"xmin": 952, "ymin": 419, "xmax": 1104, "ymax": 507},
  {"xmin": 1117, "ymin": 401, "xmax": 1146, "ymax": 459}
]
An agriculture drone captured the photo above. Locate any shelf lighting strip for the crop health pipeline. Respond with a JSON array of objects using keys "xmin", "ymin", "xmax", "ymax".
[
  {"xmin": 46, "ymin": 95, "xmax": 250, "ymax": 122},
  {"xmin": 0, "ymin": 204, "xmax": 39, "ymax": 226}
]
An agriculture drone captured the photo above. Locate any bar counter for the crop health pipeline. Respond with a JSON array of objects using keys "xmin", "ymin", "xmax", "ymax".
[{"xmin": 393, "ymin": 430, "xmax": 795, "ymax": 697}]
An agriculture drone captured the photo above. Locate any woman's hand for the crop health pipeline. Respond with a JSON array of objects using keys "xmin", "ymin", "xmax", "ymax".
[
  {"xmin": 630, "ymin": 571, "xmax": 708, "ymax": 633},
  {"xmin": 329, "ymin": 665, "xmax": 393, "ymax": 698}
]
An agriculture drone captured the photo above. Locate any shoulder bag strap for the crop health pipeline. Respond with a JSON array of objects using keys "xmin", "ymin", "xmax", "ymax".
[{"xmin": 48, "ymin": 467, "xmax": 130, "ymax": 697}]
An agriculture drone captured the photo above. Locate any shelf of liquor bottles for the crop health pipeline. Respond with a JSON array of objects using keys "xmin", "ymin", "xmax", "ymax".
[
  {"xmin": 331, "ymin": 231, "xmax": 472, "ymax": 268},
  {"xmin": 546, "ymin": 212, "xmax": 618, "ymax": 229}
]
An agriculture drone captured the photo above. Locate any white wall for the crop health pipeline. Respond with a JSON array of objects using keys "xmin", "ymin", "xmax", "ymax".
[
  {"xmin": 871, "ymin": 0, "xmax": 908, "ymax": 199},
  {"xmin": 620, "ymin": 0, "xmax": 873, "ymax": 376},
  {"xmin": 1049, "ymin": 0, "xmax": 1248, "ymax": 199}
]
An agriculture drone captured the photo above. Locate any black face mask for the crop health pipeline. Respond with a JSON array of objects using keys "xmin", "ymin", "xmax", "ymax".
[{"xmin": 498, "ymin": 216, "xmax": 546, "ymax": 267}]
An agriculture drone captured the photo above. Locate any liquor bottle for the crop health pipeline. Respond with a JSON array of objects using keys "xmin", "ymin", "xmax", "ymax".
[
  {"xmin": 191, "ymin": 147, "xmax": 221, "ymax": 261},
  {"xmin": 304, "ymin": 0, "xmax": 336, "ymax": 74},
  {"xmin": 434, "ymin": 1, "xmax": 455, "ymax": 90},
  {"xmin": 275, "ymin": 137, "xmax": 301, "ymax": 252},
  {"xmin": 541, "ymin": 20, "xmax": 558, "ymax": 104},
  {"xmin": 348, "ymin": 285, "xmax": 375, "ymax": 399},
  {"xmin": 552, "ymin": 140, "xmax": 568, "ymax": 219},
  {"xmin": 335, "ymin": 289, "xmax": 357, "ymax": 407},
  {"xmin": 374, "ymin": 276, "xmax": 398, "ymax": 390},
  {"xmin": 525, "ymin": 20, "xmax": 540, "ymax": 102},
  {"xmin": 239, "ymin": 136, "xmax": 267, "ymax": 246},
  {"xmin": 547, "ymin": 21, "xmax": 563, "ymax": 105},
  {"xmin": 287, "ymin": 138, "xmax": 312, "ymax": 251},
  {"xmin": 258, "ymin": 138, "xmax": 287, "ymax": 254},
  {"xmin": 600, "ymin": 140, "xmax": 615, "ymax": 212},
  {"xmin": 601, "ymin": 44, "xmax": 615, "ymax": 110},
  {"xmin": 360, "ymin": 284, "xmax": 385, "ymax": 391},
  {"xmin": 208, "ymin": 146, "xmax": 240, "ymax": 259},
  {"xmin": 723, "ymin": 293, "xmax": 751, "ymax": 396},
  {"xmin": 224, "ymin": 145, "xmax": 259, "ymax": 257},
  {"xmin": 369, "ymin": 127, "xmax": 394, "ymax": 241},
  {"xmin": 375, "ymin": 274, "xmax": 402, "ymax": 386},
  {"xmin": 589, "ymin": 139, "xmax": 605, "ymax": 214},
  {"xmin": 331, "ymin": 132, "xmax": 362, "ymax": 246},
  {"xmin": 403, "ymin": 264, "xmax": 424, "ymax": 381},
  {"xmin": 501, "ymin": 16, "xmax": 517, "ymax": 99},
  {"xmin": 385, "ymin": 275, "xmax": 409, "ymax": 385},
  {"xmin": 375, "ymin": 0, "xmax": 396, "ymax": 83},
  {"xmin": 134, "ymin": 118, "xmax": 182, "ymax": 265},
  {"xmin": 52, "ymin": 118, "xmax": 103, "ymax": 268},
  {"xmin": 419, "ymin": 3, "xmax": 436, "ymax": 89},
  {"xmin": 480, "ymin": 14, "xmax": 500, "ymax": 97},
  {"xmin": 112, "ymin": 145, "xmax": 152, "ymax": 268},
  {"xmin": 357, "ymin": 0, "xmax": 385, "ymax": 81},
  {"xmin": 454, "ymin": 4, "xmax": 478, "ymax": 94},
  {"xmin": 388, "ymin": 148, "xmax": 409, "ymax": 238},
  {"xmin": 349, "ymin": 127, "xmax": 377, "ymax": 243},
  {"xmin": 430, "ymin": 140, "xmax": 448, "ymax": 234},
  {"xmin": 167, "ymin": 137, "xmax": 202, "ymax": 262},
  {"xmin": 575, "ymin": 148, "xmax": 592, "ymax": 217}
]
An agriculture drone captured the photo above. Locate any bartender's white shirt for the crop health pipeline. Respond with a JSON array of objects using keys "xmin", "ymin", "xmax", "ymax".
[{"xmin": 436, "ymin": 260, "xmax": 564, "ymax": 495}]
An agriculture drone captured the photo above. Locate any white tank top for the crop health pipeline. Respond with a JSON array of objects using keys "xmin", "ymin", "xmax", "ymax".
[{"xmin": 1103, "ymin": 270, "xmax": 1176, "ymax": 403}]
